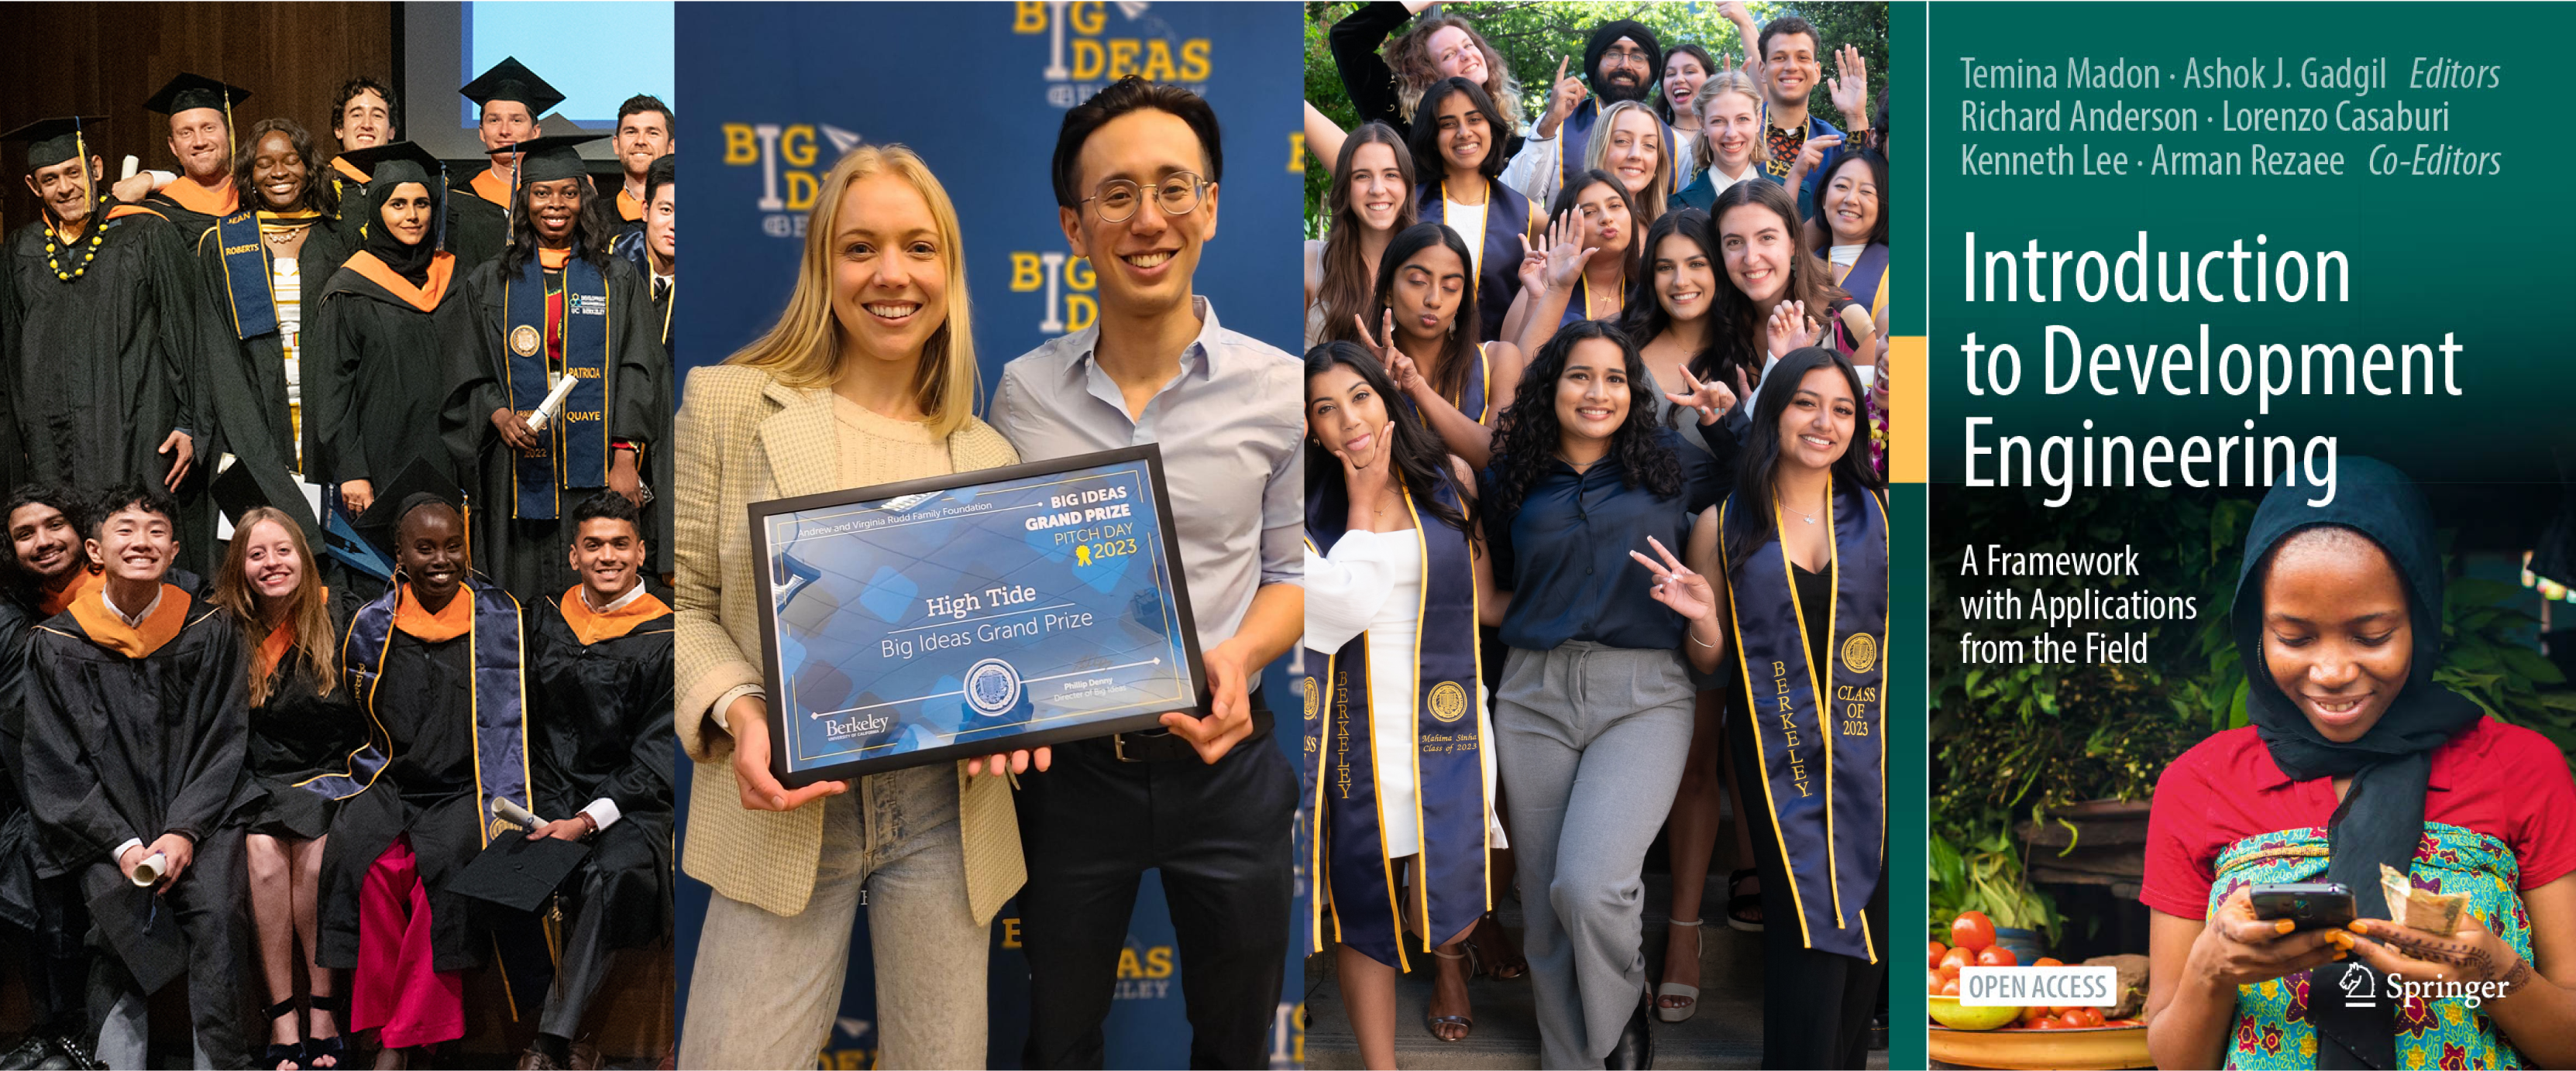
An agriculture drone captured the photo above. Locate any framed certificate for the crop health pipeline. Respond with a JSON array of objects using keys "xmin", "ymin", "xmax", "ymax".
[{"xmin": 751, "ymin": 445, "xmax": 1204, "ymax": 786}]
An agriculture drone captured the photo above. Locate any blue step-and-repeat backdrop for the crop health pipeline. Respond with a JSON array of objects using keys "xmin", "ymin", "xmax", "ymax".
[{"xmin": 673, "ymin": 3, "xmax": 1307, "ymax": 1066}]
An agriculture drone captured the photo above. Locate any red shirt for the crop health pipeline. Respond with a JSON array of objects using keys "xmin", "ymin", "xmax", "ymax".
[{"xmin": 2140, "ymin": 718, "xmax": 2576, "ymax": 918}]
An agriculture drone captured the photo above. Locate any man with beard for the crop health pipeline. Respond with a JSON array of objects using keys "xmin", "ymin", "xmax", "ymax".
[
  {"xmin": 514, "ymin": 492, "xmax": 672, "ymax": 1071},
  {"xmin": 0, "ymin": 118, "xmax": 210, "ymax": 572},
  {"xmin": 987, "ymin": 78, "xmax": 1305, "ymax": 1070},
  {"xmin": 134, "ymin": 74, "xmax": 255, "ymax": 244},
  {"xmin": 607, "ymin": 96, "xmax": 672, "ymax": 241},
  {"xmin": 449, "ymin": 57, "xmax": 560, "ymax": 270},
  {"xmin": 1502, "ymin": 19, "xmax": 1674, "ymax": 210},
  {"xmin": 609, "ymin": 154, "xmax": 674, "ymax": 586},
  {"xmin": 324, "ymin": 77, "xmax": 399, "ymax": 250},
  {"xmin": 446, "ymin": 134, "xmax": 662, "ymax": 606},
  {"xmin": 1747, "ymin": 14, "xmax": 1871, "ymax": 219},
  {"xmin": 22, "ymin": 483, "xmax": 254, "ymax": 1069},
  {"xmin": 0, "ymin": 486, "xmax": 97, "ymax": 1071}
]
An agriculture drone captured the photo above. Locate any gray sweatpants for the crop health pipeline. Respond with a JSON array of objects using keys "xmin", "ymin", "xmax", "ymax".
[{"xmin": 1494, "ymin": 642, "xmax": 1697, "ymax": 1069}]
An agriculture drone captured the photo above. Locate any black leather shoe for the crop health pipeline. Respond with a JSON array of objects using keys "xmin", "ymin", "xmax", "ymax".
[{"xmin": 1604, "ymin": 990, "xmax": 1654, "ymax": 1069}]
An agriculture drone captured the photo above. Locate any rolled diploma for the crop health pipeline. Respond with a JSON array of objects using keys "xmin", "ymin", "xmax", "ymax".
[
  {"xmin": 490, "ymin": 795, "xmax": 548, "ymax": 830},
  {"xmin": 129, "ymin": 851, "xmax": 166, "ymax": 887},
  {"xmin": 523, "ymin": 374, "xmax": 582, "ymax": 433}
]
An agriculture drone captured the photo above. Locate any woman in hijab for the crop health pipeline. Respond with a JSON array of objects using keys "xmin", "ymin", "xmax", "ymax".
[
  {"xmin": 303, "ymin": 142, "xmax": 467, "ymax": 523},
  {"xmin": 2141, "ymin": 458, "xmax": 2576, "ymax": 1069}
]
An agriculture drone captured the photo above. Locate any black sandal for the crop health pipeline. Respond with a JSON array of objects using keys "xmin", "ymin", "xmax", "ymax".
[
  {"xmin": 260, "ymin": 997, "xmax": 304, "ymax": 1071},
  {"xmin": 1727, "ymin": 868, "xmax": 1765, "ymax": 932},
  {"xmin": 1425, "ymin": 948, "xmax": 1474, "ymax": 1042},
  {"xmin": 304, "ymin": 993, "xmax": 349, "ymax": 1070},
  {"xmin": 1467, "ymin": 911, "xmax": 1528, "ymax": 979}
]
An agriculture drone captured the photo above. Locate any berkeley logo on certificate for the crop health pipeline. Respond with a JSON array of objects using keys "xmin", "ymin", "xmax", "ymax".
[{"xmin": 751, "ymin": 445, "xmax": 1205, "ymax": 785}]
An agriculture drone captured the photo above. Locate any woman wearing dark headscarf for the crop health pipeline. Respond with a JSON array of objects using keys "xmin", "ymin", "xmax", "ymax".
[
  {"xmin": 1712, "ymin": 345, "xmax": 1886, "ymax": 1068},
  {"xmin": 304, "ymin": 142, "xmax": 468, "ymax": 520},
  {"xmin": 2141, "ymin": 458, "xmax": 2576, "ymax": 1070}
]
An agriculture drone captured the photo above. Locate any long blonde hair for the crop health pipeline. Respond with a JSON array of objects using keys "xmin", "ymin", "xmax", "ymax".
[
  {"xmin": 724, "ymin": 144, "xmax": 979, "ymax": 437},
  {"xmin": 1584, "ymin": 100, "xmax": 1671, "ymax": 224},
  {"xmin": 212, "ymin": 508, "xmax": 338, "ymax": 706}
]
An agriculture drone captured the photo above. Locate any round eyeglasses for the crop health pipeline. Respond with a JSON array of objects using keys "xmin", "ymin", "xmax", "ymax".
[{"xmin": 1082, "ymin": 172, "xmax": 1208, "ymax": 223}]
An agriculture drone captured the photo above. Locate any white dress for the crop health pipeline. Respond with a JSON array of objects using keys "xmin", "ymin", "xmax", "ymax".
[{"xmin": 1304, "ymin": 527, "xmax": 1504, "ymax": 857}]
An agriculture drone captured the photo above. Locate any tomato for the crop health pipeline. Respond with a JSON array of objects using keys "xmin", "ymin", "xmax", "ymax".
[
  {"xmin": 1928, "ymin": 941, "xmax": 1949, "ymax": 970},
  {"xmin": 2058, "ymin": 1011, "xmax": 2091, "ymax": 1030},
  {"xmin": 1927, "ymin": 970, "xmax": 1945, "ymax": 995},
  {"xmin": 1950, "ymin": 911, "xmax": 1996, "ymax": 953},
  {"xmin": 2079, "ymin": 1007, "xmax": 2107, "ymax": 1028},
  {"xmin": 1939, "ymin": 946, "xmax": 1975, "ymax": 973},
  {"xmin": 1976, "ymin": 945, "xmax": 2017, "ymax": 967},
  {"xmin": 2032, "ymin": 956, "xmax": 2064, "ymax": 968},
  {"xmin": 2017, "ymin": 1005, "xmax": 2046, "ymax": 1025},
  {"xmin": 2032, "ymin": 1018, "xmax": 2062, "ymax": 1030},
  {"xmin": 1938, "ymin": 977, "xmax": 1960, "ymax": 997}
]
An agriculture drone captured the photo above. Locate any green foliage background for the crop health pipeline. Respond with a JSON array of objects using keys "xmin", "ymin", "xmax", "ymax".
[{"xmin": 1302, "ymin": 2, "xmax": 1890, "ymax": 234}]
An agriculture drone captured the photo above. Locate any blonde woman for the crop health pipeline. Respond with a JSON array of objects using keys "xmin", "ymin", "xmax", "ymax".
[
  {"xmin": 1582, "ymin": 99, "xmax": 1671, "ymax": 227},
  {"xmin": 673, "ymin": 144, "xmax": 1023, "ymax": 1069},
  {"xmin": 214, "ymin": 507, "xmax": 359, "ymax": 1071}
]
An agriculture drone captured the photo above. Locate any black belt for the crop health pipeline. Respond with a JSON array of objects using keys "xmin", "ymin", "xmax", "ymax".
[{"xmin": 1107, "ymin": 706, "xmax": 1274, "ymax": 763}]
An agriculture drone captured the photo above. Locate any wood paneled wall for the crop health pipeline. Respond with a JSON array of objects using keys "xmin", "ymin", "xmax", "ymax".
[{"xmin": 0, "ymin": 2, "xmax": 397, "ymax": 228}]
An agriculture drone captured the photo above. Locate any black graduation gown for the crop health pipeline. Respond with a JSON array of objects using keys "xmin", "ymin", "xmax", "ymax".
[
  {"xmin": 1, "ymin": 214, "xmax": 215, "ymax": 531},
  {"xmin": 0, "ymin": 593, "xmax": 38, "ymax": 931},
  {"xmin": 445, "ymin": 171, "xmax": 512, "ymax": 273},
  {"xmin": 138, "ymin": 181, "xmax": 238, "ymax": 248},
  {"xmin": 325, "ymin": 160, "xmax": 372, "ymax": 253},
  {"xmin": 315, "ymin": 619, "xmax": 511, "ymax": 973},
  {"xmin": 196, "ymin": 218, "xmax": 356, "ymax": 544},
  {"xmin": 21, "ymin": 589, "xmax": 255, "ymax": 878},
  {"xmin": 528, "ymin": 592, "xmax": 672, "ymax": 949},
  {"xmin": 610, "ymin": 231, "xmax": 676, "ymax": 580},
  {"xmin": 443, "ymin": 254, "xmax": 664, "ymax": 604},
  {"xmin": 242, "ymin": 592, "xmax": 364, "ymax": 841},
  {"xmin": 304, "ymin": 259, "xmax": 476, "ymax": 496}
]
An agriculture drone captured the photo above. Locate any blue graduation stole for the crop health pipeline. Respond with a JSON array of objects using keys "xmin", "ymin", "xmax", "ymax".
[
  {"xmin": 1418, "ymin": 179, "xmax": 1533, "ymax": 346},
  {"xmin": 212, "ymin": 209, "xmax": 285, "ymax": 338},
  {"xmin": 1832, "ymin": 242, "xmax": 1890, "ymax": 324},
  {"xmin": 502, "ymin": 256, "xmax": 612, "ymax": 519},
  {"xmin": 1298, "ymin": 476, "xmax": 1486, "ymax": 967},
  {"xmin": 315, "ymin": 577, "xmax": 531, "ymax": 844},
  {"xmin": 1718, "ymin": 478, "xmax": 1887, "ymax": 962}
]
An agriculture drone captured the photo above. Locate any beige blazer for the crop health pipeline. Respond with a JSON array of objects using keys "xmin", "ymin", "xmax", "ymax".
[{"xmin": 672, "ymin": 364, "xmax": 1024, "ymax": 921}]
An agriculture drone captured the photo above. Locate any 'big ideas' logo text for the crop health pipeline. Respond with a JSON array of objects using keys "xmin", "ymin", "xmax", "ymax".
[
  {"xmin": 719, "ymin": 122, "xmax": 862, "ymax": 238},
  {"xmin": 1016, "ymin": 2, "xmax": 1212, "ymax": 106}
]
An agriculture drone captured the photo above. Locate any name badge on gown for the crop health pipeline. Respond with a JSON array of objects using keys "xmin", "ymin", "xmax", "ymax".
[{"xmin": 751, "ymin": 445, "xmax": 1205, "ymax": 786}]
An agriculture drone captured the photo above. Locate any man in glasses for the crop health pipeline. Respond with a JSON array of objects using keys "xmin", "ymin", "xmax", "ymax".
[
  {"xmin": 1502, "ymin": 19, "xmax": 1673, "ymax": 208},
  {"xmin": 986, "ymin": 75, "xmax": 1303, "ymax": 1069}
]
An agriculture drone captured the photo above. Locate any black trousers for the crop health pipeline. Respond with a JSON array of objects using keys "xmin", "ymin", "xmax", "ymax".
[
  {"xmin": 1013, "ymin": 723, "xmax": 1298, "ymax": 1069},
  {"xmin": 1731, "ymin": 704, "xmax": 1889, "ymax": 1070},
  {"xmin": 538, "ymin": 818, "xmax": 669, "ymax": 1038},
  {"xmin": 82, "ymin": 829, "xmax": 250, "ymax": 1065},
  {"xmin": 0, "ymin": 874, "xmax": 89, "ymax": 1037}
]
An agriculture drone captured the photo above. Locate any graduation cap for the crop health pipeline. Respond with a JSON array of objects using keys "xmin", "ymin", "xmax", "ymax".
[
  {"xmin": 84, "ymin": 882, "xmax": 187, "ymax": 994},
  {"xmin": 2, "ymin": 115, "xmax": 105, "ymax": 170},
  {"xmin": 352, "ymin": 456, "xmax": 466, "ymax": 560},
  {"xmin": 459, "ymin": 57, "xmax": 565, "ymax": 118},
  {"xmin": 143, "ymin": 73, "xmax": 253, "ymax": 118},
  {"xmin": 336, "ymin": 139, "xmax": 444, "ymax": 186},
  {"xmin": 451, "ymin": 833, "xmax": 591, "ymax": 913},
  {"xmin": 500, "ymin": 132, "xmax": 611, "ymax": 184}
]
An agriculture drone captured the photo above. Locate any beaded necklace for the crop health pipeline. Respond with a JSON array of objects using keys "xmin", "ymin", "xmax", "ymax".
[{"xmin": 43, "ymin": 200, "xmax": 110, "ymax": 283}]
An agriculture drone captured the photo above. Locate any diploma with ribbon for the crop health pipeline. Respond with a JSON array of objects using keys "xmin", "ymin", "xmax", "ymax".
[{"xmin": 751, "ymin": 445, "xmax": 1204, "ymax": 786}]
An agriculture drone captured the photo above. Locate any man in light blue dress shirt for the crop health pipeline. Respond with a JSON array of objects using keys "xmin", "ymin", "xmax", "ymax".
[{"xmin": 986, "ymin": 77, "xmax": 1305, "ymax": 1070}]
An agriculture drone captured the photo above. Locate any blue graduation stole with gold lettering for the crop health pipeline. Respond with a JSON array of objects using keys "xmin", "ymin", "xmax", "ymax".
[
  {"xmin": 503, "ymin": 256, "xmax": 610, "ymax": 519},
  {"xmin": 315, "ymin": 576, "xmax": 531, "ymax": 844},
  {"xmin": 1299, "ymin": 475, "xmax": 1486, "ymax": 968},
  {"xmin": 1718, "ymin": 477, "xmax": 1887, "ymax": 962},
  {"xmin": 213, "ymin": 209, "xmax": 291, "ymax": 338}
]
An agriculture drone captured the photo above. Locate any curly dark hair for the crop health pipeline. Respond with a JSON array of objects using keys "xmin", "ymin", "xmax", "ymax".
[
  {"xmin": 87, "ymin": 482, "xmax": 181, "ymax": 543},
  {"xmin": 1304, "ymin": 342, "xmax": 1472, "ymax": 538},
  {"xmin": 1484, "ymin": 318, "xmax": 1683, "ymax": 526},
  {"xmin": 231, "ymin": 117, "xmax": 336, "ymax": 216},
  {"xmin": 500, "ymin": 170, "xmax": 616, "ymax": 276},
  {"xmin": 2, "ymin": 483, "xmax": 88, "ymax": 596},
  {"xmin": 1724, "ymin": 345, "xmax": 1883, "ymax": 572},
  {"xmin": 331, "ymin": 77, "xmax": 398, "ymax": 141}
]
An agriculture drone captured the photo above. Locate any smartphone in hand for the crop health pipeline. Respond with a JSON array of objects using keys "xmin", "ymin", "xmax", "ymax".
[{"xmin": 2250, "ymin": 881, "xmax": 2357, "ymax": 932}]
